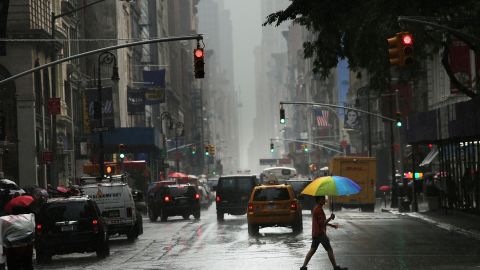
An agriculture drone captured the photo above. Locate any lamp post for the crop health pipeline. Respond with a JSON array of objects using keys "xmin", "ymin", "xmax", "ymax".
[
  {"xmin": 174, "ymin": 122, "xmax": 184, "ymax": 172},
  {"xmin": 96, "ymin": 51, "xmax": 119, "ymax": 178},
  {"xmin": 159, "ymin": 111, "xmax": 173, "ymax": 177}
]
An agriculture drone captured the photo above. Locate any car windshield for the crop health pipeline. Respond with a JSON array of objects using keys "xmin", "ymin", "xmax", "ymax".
[
  {"xmin": 253, "ymin": 188, "xmax": 290, "ymax": 201},
  {"xmin": 45, "ymin": 201, "xmax": 95, "ymax": 221},
  {"xmin": 219, "ymin": 177, "xmax": 252, "ymax": 192}
]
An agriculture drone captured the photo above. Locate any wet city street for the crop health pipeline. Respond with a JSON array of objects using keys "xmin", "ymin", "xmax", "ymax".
[{"xmin": 35, "ymin": 204, "xmax": 480, "ymax": 270}]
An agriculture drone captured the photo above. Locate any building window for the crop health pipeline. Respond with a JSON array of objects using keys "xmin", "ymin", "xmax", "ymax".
[{"xmin": 30, "ymin": 0, "xmax": 51, "ymax": 33}]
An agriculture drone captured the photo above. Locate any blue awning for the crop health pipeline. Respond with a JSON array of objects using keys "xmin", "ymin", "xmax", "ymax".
[{"xmin": 89, "ymin": 127, "xmax": 162, "ymax": 150}]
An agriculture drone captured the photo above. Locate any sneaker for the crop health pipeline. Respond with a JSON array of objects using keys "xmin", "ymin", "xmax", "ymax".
[{"xmin": 300, "ymin": 267, "xmax": 307, "ymax": 270}]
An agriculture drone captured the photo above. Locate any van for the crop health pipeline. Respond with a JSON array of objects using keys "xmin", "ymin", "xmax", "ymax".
[
  {"xmin": 80, "ymin": 175, "xmax": 143, "ymax": 241},
  {"xmin": 215, "ymin": 175, "xmax": 258, "ymax": 221}
]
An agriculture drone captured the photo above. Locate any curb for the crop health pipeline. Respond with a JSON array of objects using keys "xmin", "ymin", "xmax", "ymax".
[{"xmin": 381, "ymin": 208, "xmax": 480, "ymax": 241}]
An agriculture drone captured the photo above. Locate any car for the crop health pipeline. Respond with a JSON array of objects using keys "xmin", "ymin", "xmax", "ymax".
[
  {"xmin": 247, "ymin": 182, "xmax": 303, "ymax": 235},
  {"xmin": 215, "ymin": 174, "xmax": 258, "ymax": 221},
  {"xmin": 147, "ymin": 184, "xmax": 201, "ymax": 222},
  {"xmin": 80, "ymin": 175, "xmax": 143, "ymax": 241},
  {"xmin": 285, "ymin": 179, "xmax": 315, "ymax": 211},
  {"xmin": 34, "ymin": 196, "xmax": 110, "ymax": 263}
]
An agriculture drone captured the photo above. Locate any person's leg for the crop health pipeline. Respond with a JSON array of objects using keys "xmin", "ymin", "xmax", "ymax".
[
  {"xmin": 302, "ymin": 248, "xmax": 316, "ymax": 267},
  {"xmin": 327, "ymin": 248, "xmax": 337, "ymax": 267},
  {"xmin": 22, "ymin": 245, "xmax": 34, "ymax": 270},
  {"xmin": 5, "ymin": 247, "xmax": 20, "ymax": 270},
  {"xmin": 301, "ymin": 238, "xmax": 320, "ymax": 269}
]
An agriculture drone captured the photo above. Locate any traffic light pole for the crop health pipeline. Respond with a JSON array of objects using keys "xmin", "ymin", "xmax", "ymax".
[
  {"xmin": 0, "ymin": 34, "xmax": 204, "ymax": 85},
  {"xmin": 279, "ymin": 101, "xmax": 396, "ymax": 123},
  {"xmin": 270, "ymin": 138, "xmax": 344, "ymax": 154}
]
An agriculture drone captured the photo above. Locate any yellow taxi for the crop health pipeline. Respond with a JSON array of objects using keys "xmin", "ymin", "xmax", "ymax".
[{"xmin": 247, "ymin": 182, "xmax": 303, "ymax": 235}]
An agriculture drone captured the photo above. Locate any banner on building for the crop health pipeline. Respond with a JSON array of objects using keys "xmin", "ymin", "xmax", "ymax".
[
  {"xmin": 84, "ymin": 87, "xmax": 114, "ymax": 131},
  {"xmin": 127, "ymin": 87, "xmax": 146, "ymax": 115},
  {"xmin": 344, "ymin": 106, "xmax": 361, "ymax": 130},
  {"xmin": 143, "ymin": 70, "xmax": 166, "ymax": 87},
  {"xmin": 450, "ymin": 39, "xmax": 473, "ymax": 94},
  {"xmin": 145, "ymin": 87, "xmax": 165, "ymax": 104}
]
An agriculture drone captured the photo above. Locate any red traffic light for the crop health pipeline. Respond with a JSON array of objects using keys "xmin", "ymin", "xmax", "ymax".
[
  {"xmin": 402, "ymin": 34, "xmax": 413, "ymax": 45},
  {"xmin": 194, "ymin": 48, "xmax": 204, "ymax": 58}
]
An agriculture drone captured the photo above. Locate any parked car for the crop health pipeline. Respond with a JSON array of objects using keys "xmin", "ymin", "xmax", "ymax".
[
  {"xmin": 34, "ymin": 196, "xmax": 109, "ymax": 263},
  {"xmin": 247, "ymin": 182, "xmax": 303, "ymax": 235},
  {"xmin": 215, "ymin": 175, "xmax": 258, "ymax": 221},
  {"xmin": 147, "ymin": 184, "xmax": 201, "ymax": 222},
  {"xmin": 80, "ymin": 175, "xmax": 143, "ymax": 241}
]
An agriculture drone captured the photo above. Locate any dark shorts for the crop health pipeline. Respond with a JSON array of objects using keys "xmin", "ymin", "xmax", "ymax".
[{"xmin": 311, "ymin": 234, "xmax": 331, "ymax": 251}]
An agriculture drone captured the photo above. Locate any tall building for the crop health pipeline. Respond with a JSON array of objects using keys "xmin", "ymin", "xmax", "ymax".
[{"xmin": 198, "ymin": 0, "xmax": 238, "ymax": 175}]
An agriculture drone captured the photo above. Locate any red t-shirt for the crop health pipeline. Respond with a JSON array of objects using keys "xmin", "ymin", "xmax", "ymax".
[{"xmin": 312, "ymin": 205, "xmax": 326, "ymax": 237}]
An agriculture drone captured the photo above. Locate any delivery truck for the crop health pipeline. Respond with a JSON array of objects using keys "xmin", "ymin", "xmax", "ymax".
[{"xmin": 329, "ymin": 156, "xmax": 376, "ymax": 212}]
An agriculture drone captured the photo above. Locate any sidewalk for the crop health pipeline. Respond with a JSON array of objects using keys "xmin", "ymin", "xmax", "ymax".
[{"xmin": 379, "ymin": 197, "xmax": 480, "ymax": 241}]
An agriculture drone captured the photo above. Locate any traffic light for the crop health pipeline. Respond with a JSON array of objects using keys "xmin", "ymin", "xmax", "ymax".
[
  {"xmin": 304, "ymin": 144, "xmax": 309, "ymax": 152},
  {"xmin": 205, "ymin": 145, "xmax": 210, "ymax": 156},
  {"xmin": 387, "ymin": 32, "xmax": 414, "ymax": 67},
  {"xmin": 193, "ymin": 47, "xmax": 205, "ymax": 78},
  {"xmin": 191, "ymin": 145, "xmax": 197, "ymax": 155},
  {"xmin": 395, "ymin": 111, "xmax": 402, "ymax": 127},
  {"xmin": 270, "ymin": 143, "xmax": 274, "ymax": 153},
  {"xmin": 118, "ymin": 144, "xmax": 126, "ymax": 160},
  {"xmin": 106, "ymin": 165, "xmax": 114, "ymax": 175},
  {"xmin": 400, "ymin": 32, "xmax": 414, "ymax": 66},
  {"xmin": 280, "ymin": 107, "xmax": 286, "ymax": 124},
  {"xmin": 210, "ymin": 145, "xmax": 216, "ymax": 156}
]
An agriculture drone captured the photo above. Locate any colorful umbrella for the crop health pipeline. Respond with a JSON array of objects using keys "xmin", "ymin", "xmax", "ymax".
[
  {"xmin": 301, "ymin": 176, "xmax": 361, "ymax": 196},
  {"xmin": 4, "ymin": 195, "xmax": 35, "ymax": 214}
]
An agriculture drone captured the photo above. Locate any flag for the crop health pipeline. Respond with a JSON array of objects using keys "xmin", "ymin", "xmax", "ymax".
[{"xmin": 314, "ymin": 108, "xmax": 329, "ymax": 127}]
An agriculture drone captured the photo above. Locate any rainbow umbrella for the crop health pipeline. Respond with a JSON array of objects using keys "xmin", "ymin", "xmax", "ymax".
[{"xmin": 301, "ymin": 176, "xmax": 361, "ymax": 196}]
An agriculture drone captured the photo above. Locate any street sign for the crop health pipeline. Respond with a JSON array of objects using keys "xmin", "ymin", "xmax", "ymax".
[{"xmin": 48, "ymin": 98, "xmax": 61, "ymax": 115}]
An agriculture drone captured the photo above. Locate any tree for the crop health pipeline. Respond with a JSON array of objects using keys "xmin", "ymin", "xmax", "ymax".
[{"xmin": 263, "ymin": 0, "xmax": 480, "ymax": 98}]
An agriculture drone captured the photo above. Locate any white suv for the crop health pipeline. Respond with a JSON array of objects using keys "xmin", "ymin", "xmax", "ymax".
[{"xmin": 80, "ymin": 175, "xmax": 143, "ymax": 241}]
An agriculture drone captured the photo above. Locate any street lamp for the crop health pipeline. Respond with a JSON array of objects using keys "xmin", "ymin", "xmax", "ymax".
[
  {"xmin": 174, "ymin": 122, "xmax": 185, "ymax": 172},
  {"xmin": 96, "ymin": 51, "xmax": 119, "ymax": 178}
]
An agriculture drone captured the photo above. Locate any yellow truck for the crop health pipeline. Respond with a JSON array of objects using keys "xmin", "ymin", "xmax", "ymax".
[{"xmin": 329, "ymin": 156, "xmax": 376, "ymax": 212}]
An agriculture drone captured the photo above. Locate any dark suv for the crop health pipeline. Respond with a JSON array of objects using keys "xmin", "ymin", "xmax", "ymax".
[
  {"xmin": 35, "ymin": 196, "xmax": 109, "ymax": 263},
  {"xmin": 147, "ymin": 184, "xmax": 201, "ymax": 222},
  {"xmin": 285, "ymin": 179, "xmax": 315, "ymax": 211},
  {"xmin": 215, "ymin": 175, "xmax": 258, "ymax": 221}
]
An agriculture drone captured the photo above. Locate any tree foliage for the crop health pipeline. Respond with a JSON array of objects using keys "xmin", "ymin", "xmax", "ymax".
[{"xmin": 264, "ymin": 0, "xmax": 480, "ymax": 97}]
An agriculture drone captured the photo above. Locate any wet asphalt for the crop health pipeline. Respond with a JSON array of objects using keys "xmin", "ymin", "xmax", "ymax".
[{"xmin": 35, "ymin": 203, "xmax": 480, "ymax": 270}]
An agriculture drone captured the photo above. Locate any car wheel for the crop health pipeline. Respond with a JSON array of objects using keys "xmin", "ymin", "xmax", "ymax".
[
  {"xmin": 193, "ymin": 209, "xmax": 201, "ymax": 220},
  {"xmin": 96, "ymin": 239, "xmax": 110, "ymax": 258},
  {"xmin": 160, "ymin": 207, "xmax": 168, "ymax": 222},
  {"xmin": 216, "ymin": 211, "xmax": 224, "ymax": 221},
  {"xmin": 248, "ymin": 223, "xmax": 259, "ymax": 235},
  {"xmin": 148, "ymin": 206, "xmax": 158, "ymax": 222},
  {"xmin": 36, "ymin": 249, "xmax": 51, "ymax": 264},
  {"xmin": 127, "ymin": 227, "xmax": 139, "ymax": 242},
  {"xmin": 182, "ymin": 214, "xmax": 190, "ymax": 220},
  {"xmin": 292, "ymin": 215, "xmax": 303, "ymax": 233}
]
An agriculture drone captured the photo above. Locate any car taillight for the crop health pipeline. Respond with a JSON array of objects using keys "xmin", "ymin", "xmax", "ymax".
[
  {"xmin": 195, "ymin": 194, "xmax": 200, "ymax": 200},
  {"xmin": 248, "ymin": 203, "xmax": 254, "ymax": 211},
  {"xmin": 216, "ymin": 195, "xmax": 221, "ymax": 202},
  {"xmin": 126, "ymin": 207, "xmax": 133, "ymax": 217},
  {"xmin": 290, "ymin": 201, "xmax": 297, "ymax": 210},
  {"xmin": 164, "ymin": 195, "xmax": 171, "ymax": 203},
  {"xmin": 92, "ymin": 219, "xmax": 99, "ymax": 233},
  {"xmin": 36, "ymin": 224, "xmax": 42, "ymax": 235}
]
